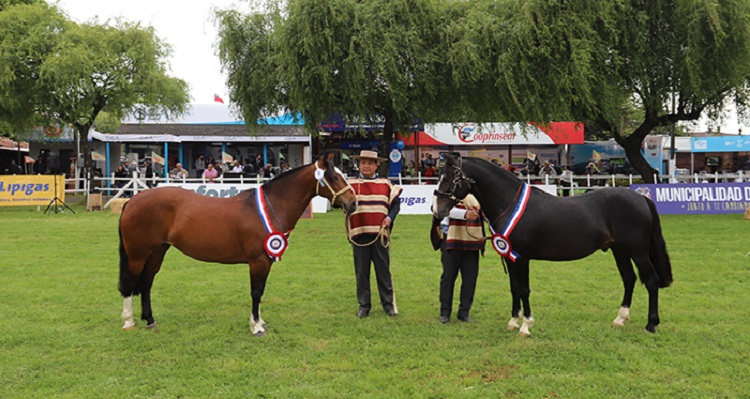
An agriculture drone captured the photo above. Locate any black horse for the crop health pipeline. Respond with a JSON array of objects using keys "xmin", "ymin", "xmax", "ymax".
[{"xmin": 433, "ymin": 154, "xmax": 672, "ymax": 335}]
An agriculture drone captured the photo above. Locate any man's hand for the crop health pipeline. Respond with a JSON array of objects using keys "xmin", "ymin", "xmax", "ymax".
[
  {"xmin": 465, "ymin": 210, "xmax": 479, "ymax": 221},
  {"xmin": 381, "ymin": 217, "xmax": 392, "ymax": 229}
]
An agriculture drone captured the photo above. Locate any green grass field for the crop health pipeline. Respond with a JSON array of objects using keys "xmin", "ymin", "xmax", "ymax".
[{"xmin": 1, "ymin": 200, "xmax": 749, "ymax": 398}]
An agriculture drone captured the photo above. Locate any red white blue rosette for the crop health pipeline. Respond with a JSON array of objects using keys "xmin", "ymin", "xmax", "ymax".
[
  {"xmin": 264, "ymin": 232, "xmax": 289, "ymax": 261},
  {"xmin": 491, "ymin": 233, "xmax": 511, "ymax": 257}
]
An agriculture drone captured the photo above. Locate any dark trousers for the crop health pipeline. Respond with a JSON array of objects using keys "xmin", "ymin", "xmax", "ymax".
[
  {"xmin": 560, "ymin": 181, "xmax": 572, "ymax": 196},
  {"xmin": 352, "ymin": 239, "xmax": 396, "ymax": 312},
  {"xmin": 440, "ymin": 244, "xmax": 479, "ymax": 318}
]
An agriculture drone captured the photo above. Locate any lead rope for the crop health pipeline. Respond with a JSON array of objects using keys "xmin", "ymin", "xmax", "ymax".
[
  {"xmin": 345, "ymin": 179, "xmax": 390, "ymax": 248},
  {"xmin": 346, "ymin": 217, "xmax": 391, "ymax": 248}
]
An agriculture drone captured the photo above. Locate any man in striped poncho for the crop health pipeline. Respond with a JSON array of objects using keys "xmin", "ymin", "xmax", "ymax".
[
  {"xmin": 347, "ymin": 150, "xmax": 402, "ymax": 319},
  {"xmin": 431, "ymin": 194, "xmax": 485, "ymax": 323}
]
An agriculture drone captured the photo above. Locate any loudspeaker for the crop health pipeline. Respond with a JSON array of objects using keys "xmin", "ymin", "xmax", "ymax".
[{"xmin": 47, "ymin": 152, "xmax": 61, "ymax": 174}]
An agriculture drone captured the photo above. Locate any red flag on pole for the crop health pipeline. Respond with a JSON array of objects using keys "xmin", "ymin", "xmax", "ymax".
[{"xmin": 214, "ymin": 94, "xmax": 225, "ymax": 104}]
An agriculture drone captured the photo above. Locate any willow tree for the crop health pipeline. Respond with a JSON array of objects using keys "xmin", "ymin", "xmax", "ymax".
[
  {"xmin": 455, "ymin": 0, "xmax": 750, "ymax": 182},
  {"xmin": 0, "ymin": 2, "xmax": 66, "ymax": 138},
  {"xmin": 218, "ymin": 0, "xmax": 750, "ymax": 182},
  {"xmin": 216, "ymin": 0, "xmax": 462, "ymax": 160},
  {"xmin": 0, "ymin": 2, "xmax": 190, "ymax": 184}
]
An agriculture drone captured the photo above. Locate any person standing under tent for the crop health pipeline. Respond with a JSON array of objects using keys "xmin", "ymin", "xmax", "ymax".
[{"xmin": 194, "ymin": 155, "xmax": 206, "ymax": 178}]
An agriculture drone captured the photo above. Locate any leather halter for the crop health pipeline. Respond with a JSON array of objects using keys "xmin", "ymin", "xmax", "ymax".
[
  {"xmin": 315, "ymin": 162, "xmax": 354, "ymax": 204},
  {"xmin": 433, "ymin": 159, "xmax": 475, "ymax": 202}
]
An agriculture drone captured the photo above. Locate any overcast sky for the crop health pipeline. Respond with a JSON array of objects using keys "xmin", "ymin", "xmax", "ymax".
[{"xmin": 56, "ymin": 0, "xmax": 245, "ymax": 105}]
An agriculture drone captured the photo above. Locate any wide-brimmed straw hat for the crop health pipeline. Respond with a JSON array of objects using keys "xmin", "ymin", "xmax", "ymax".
[{"xmin": 351, "ymin": 150, "xmax": 387, "ymax": 163}]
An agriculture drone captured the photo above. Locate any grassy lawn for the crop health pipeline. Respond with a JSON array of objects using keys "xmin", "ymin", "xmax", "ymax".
[{"xmin": 1, "ymin": 199, "xmax": 748, "ymax": 398}]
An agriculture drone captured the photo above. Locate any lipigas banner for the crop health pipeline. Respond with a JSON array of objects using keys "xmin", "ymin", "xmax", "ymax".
[{"xmin": 0, "ymin": 175, "xmax": 65, "ymax": 206}]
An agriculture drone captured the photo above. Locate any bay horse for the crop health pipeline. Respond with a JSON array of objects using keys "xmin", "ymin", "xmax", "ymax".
[
  {"xmin": 118, "ymin": 153, "xmax": 357, "ymax": 336},
  {"xmin": 433, "ymin": 153, "xmax": 672, "ymax": 335}
]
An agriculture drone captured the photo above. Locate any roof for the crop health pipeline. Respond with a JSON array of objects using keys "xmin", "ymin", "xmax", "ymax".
[
  {"xmin": 99, "ymin": 123, "xmax": 310, "ymax": 143},
  {"xmin": 114, "ymin": 123, "xmax": 307, "ymax": 137}
]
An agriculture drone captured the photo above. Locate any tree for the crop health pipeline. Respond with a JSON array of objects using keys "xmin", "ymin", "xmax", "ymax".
[
  {"xmin": 40, "ymin": 18, "xmax": 190, "ymax": 182},
  {"xmin": 217, "ymin": 0, "xmax": 750, "ymax": 183},
  {"xmin": 601, "ymin": 0, "xmax": 750, "ymax": 182},
  {"xmin": 467, "ymin": 0, "xmax": 750, "ymax": 182},
  {"xmin": 0, "ymin": 2, "xmax": 190, "ymax": 185},
  {"xmin": 0, "ymin": 2, "xmax": 67, "ymax": 138},
  {"xmin": 216, "ymin": 0, "xmax": 458, "ymax": 167},
  {"xmin": 0, "ymin": 0, "xmax": 39, "ymax": 12}
]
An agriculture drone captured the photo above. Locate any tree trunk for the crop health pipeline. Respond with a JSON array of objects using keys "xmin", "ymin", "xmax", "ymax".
[
  {"xmin": 380, "ymin": 116, "xmax": 394, "ymax": 177},
  {"xmin": 76, "ymin": 124, "xmax": 94, "ymax": 193},
  {"xmin": 614, "ymin": 127, "xmax": 660, "ymax": 184}
]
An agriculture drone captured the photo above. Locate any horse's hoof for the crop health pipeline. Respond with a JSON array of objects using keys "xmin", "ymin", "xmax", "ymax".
[
  {"xmin": 146, "ymin": 322, "xmax": 158, "ymax": 330},
  {"xmin": 507, "ymin": 325, "xmax": 518, "ymax": 331},
  {"xmin": 519, "ymin": 331, "xmax": 531, "ymax": 337},
  {"xmin": 253, "ymin": 330, "xmax": 266, "ymax": 337},
  {"xmin": 612, "ymin": 320, "xmax": 625, "ymax": 327},
  {"xmin": 645, "ymin": 325, "xmax": 656, "ymax": 333},
  {"xmin": 122, "ymin": 324, "xmax": 136, "ymax": 331}
]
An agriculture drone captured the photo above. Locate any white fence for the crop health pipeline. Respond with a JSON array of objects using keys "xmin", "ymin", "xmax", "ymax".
[{"xmin": 62, "ymin": 169, "xmax": 749, "ymax": 213}]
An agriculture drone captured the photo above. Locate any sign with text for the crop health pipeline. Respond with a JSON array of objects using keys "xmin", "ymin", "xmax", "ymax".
[
  {"xmin": 0, "ymin": 175, "xmax": 64, "ymax": 206},
  {"xmin": 631, "ymin": 183, "xmax": 750, "ymax": 214}
]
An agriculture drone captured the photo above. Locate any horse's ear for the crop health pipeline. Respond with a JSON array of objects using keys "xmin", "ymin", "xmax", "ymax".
[
  {"xmin": 324, "ymin": 152, "xmax": 335, "ymax": 163},
  {"xmin": 440, "ymin": 152, "xmax": 458, "ymax": 165}
]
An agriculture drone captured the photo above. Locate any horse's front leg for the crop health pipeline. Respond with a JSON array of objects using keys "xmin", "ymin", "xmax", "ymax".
[
  {"xmin": 507, "ymin": 259, "xmax": 534, "ymax": 335},
  {"xmin": 509, "ymin": 259, "xmax": 534, "ymax": 336},
  {"xmin": 506, "ymin": 260, "xmax": 521, "ymax": 331},
  {"xmin": 249, "ymin": 259, "xmax": 272, "ymax": 336}
]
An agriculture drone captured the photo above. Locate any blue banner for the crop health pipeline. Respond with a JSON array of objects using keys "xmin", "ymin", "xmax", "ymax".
[
  {"xmin": 388, "ymin": 142, "xmax": 403, "ymax": 177},
  {"xmin": 691, "ymin": 136, "xmax": 750, "ymax": 152},
  {"xmin": 631, "ymin": 183, "xmax": 750, "ymax": 214}
]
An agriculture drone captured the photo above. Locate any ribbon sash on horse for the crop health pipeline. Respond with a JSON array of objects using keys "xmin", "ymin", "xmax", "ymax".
[
  {"xmin": 256, "ymin": 186, "xmax": 289, "ymax": 261},
  {"xmin": 488, "ymin": 183, "xmax": 530, "ymax": 261}
]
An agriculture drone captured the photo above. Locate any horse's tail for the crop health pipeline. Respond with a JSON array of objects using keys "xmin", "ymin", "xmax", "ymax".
[
  {"xmin": 118, "ymin": 201, "xmax": 135, "ymax": 297},
  {"xmin": 646, "ymin": 197, "xmax": 673, "ymax": 288}
]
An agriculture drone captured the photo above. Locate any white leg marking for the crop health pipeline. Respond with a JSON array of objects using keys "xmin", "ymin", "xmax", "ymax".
[
  {"xmin": 250, "ymin": 312, "xmax": 266, "ymax": 336},
  {"xmin": 612, "ymin": 306, "xmax": 631, "ymax": 327},
  {"xmin": 507, "ymin": 311, "xmax": 521, "ymax": 331},
  {"xmin": 519, "ymin": 316, "xmax": 535, "ymax": 337},
  {"xmin": 121, "ymin": 296, "xmax": 136, "ymax": 330}
]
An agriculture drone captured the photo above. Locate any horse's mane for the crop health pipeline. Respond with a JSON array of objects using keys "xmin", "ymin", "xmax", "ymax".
[{"xmin": 463, "ymin": 157, "xmax": 522, "ymax": 183}]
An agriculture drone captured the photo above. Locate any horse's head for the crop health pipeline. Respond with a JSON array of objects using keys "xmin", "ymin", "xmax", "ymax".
[
  {"xmin": 433, "ymin": 152, "xmax": 474, "ymax": 218},
  {"xmin": 315, "ymin": 153, "xmax": 357, "ymax": 215}
]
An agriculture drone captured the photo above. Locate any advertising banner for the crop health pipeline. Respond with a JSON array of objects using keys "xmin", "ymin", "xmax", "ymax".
[
  {"xmin": 691, "ymin": 136, "xmax": 750, "ymax": 153},
  {"xmin": 0, "ymin": 175, "xmax": 65, "ymax": 206},
  {"xmin": 400, "ymin": 122, "xmax": 584, "ymax": 146},
  {"xmin": 631, "ymin": 183, "xmax": 750, "ymax": 214}
]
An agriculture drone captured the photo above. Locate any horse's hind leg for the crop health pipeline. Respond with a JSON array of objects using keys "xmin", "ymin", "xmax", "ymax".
[
  {"xmin": 139, "ymin": 244, "xmax": 170, "ymax": 328},
  {"xmin": 631, "ymin": 252, "xmax": 661, "ymax": 333},
  {"xmin": 122, "ymin": 296, "xmax": 136, "ymax": 330},
  {"xmin": 612, "ymin": 246, "xmax": 636, "ymax": 327}
]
